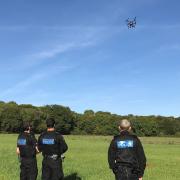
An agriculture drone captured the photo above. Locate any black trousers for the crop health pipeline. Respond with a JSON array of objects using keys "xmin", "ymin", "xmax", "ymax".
[
  {"xmin": 114, "ymin": 166, "xmax": 138, "ymax": 180},
  {"xmin": 42, "ymin": 157, "xmax": 63, "ymax": 180},
  {"xmin": 20, "ymin": 157, "xmax": 38, "ymax": 180}
]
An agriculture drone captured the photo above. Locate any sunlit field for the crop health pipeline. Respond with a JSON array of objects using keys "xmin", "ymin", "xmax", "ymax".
[{"xmin": 0, "ymin": 134, "xmax": 180, "ymax": 180}]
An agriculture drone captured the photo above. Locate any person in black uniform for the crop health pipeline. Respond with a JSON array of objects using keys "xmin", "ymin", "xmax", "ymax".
[
  {"xmin": 16, "ymin": 122, "xmax": 39, "ymax": 180},
  {"xmin": 108, "ymin": 119, "xmax": 146, "ymax": 180},
  {"xmin": 38, "ymin": 117, "xmax": 68, "ymax": 180}
]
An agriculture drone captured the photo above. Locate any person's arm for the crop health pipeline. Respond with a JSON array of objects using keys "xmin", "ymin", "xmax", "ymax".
[
  {"xmin": 58, "ymin": 135, "xmax": 68, "ymax": 154},
  {"xmin": 136, "ymin": 138, "xmax": 146, "ymax": 178},
  {"xmin": 108, "ymin": 138, "xmax": 116, "ymax": 171},
  {"xmin": 37, "ymin": 134, "xmax": 43, "ymax": 153},
  {"xmin": 16, "ymin": 135, "xmax": 20, "ymax": 155},
  {"xmin": 31, "ymin": 134, "xmax": 39, "ymax": 153},
  {"xmin": 16, "ymin": 147, "xmax": 21, "ymax": 162},
  {"xmin": 16, "ymin": 147, "xmax": 20, "ymax": 155}
]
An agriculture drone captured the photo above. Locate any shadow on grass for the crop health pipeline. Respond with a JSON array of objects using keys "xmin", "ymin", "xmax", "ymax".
[{"xmin": 64, "ymin": 173, "xmax": 82, "ymax": 180}]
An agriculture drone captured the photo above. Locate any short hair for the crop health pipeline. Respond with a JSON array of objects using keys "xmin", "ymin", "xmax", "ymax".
[
  {"xmin": 119, "ymin": 119, "xmax": 131, "ymax": 130},
  {"xmin": 46, "ymin": 117, "xmax": 55, "ymax": 128},
  {"xmin": 23, "ymin": 122, "xmax": 31, "ymax": 131}
]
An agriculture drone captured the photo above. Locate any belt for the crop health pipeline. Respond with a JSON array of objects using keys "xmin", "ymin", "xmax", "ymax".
[
  {"xmin": 115, "ymin": 163, "xmax": 140, "ymax": 174},
  {"xmin": 44, "ymin": 154, "xmax": 59, "ymax": 160}
]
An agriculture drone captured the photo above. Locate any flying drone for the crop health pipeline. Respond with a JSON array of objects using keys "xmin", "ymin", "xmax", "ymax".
[{"xmin": 126, "ymin": 17, "xmax": 136, "ymax": 28}]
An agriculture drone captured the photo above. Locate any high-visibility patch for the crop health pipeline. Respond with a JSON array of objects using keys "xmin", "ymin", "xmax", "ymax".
[
  {"xmin": 42, "ymin": 138, "xmax": 55, "ymax": 145},
  {"xmin": 117, "ymin": 140, "xmax": 133, "ymax": 148},
  {"xmin": 18, "ymin": 139, "xmax": 26, "ymax": 145}
]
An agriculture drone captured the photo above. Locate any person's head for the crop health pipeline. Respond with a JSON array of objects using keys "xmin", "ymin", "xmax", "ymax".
[
  {"xmin": 23, "ymin": 121, "xmax": 31, "ymax": 132},
  {"xmin": 119, "ymin": 119, "xmax": 131, "ymax": 132},
  {"xmin": 46, "ymin": 117, "xmax": 55, "ymax": 128}
]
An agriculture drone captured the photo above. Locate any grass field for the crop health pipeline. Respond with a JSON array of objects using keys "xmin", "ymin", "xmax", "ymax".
[{"xmin": 0, "ymin": 134, "xmax": 180, "ymax": 180}]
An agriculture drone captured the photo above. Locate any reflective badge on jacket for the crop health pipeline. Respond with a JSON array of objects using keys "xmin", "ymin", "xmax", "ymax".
[
  {"xmin": 117, "ymin": 140, "xmax": 133, "ymax": 148},
  {"xmin": 17, "ymin": 139, "xmax": 26, "ymax": 145},
  {"xmin": 42, "ymin": 139, "xmax": 55, "ymax": 145}
]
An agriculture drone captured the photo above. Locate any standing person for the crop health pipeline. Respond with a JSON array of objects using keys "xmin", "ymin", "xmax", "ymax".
[
  {"xmin": 16, "ymin": 122, "xmax": 38, "ymax": 180},
  {"xmin": 108, "ymin": 119, "xmax": 146, "ymax": 180},
  {"xmin": 38, "ymin": 117, "xmax": 68, "ymax": 180}
]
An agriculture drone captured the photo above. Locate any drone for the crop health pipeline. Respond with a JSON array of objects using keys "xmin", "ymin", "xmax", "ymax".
[{"xmin": 126, "ymin": 17, "xmax": 136, "ymax": 28}]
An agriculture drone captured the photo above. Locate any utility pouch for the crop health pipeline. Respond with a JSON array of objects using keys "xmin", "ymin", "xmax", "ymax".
[
  {"xmin": 45, "ymin": 154, "xmax": 59, "ymax": 160},
  {"xmin": 61, "ymin": 154, "xmax": 65, "ymax": 162},
  {"xmin": 51, "ymin": 154, "xmax": 58, "ymax": 160}
]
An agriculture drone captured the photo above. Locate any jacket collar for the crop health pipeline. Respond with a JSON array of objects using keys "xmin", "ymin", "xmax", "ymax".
[{"xmin": 120, "ymin": 130, "xmax": 130, "ymax": 135}]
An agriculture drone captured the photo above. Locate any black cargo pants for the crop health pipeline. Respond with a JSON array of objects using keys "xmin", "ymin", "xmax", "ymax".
[
  {"xmin": 20, "ymin": 157, "xmax": 38, "ymax": 180},
  {"xmin": 114, "ymin": 166, "xmax": 139, "ymax": 180},
  {"xmin": 42, "ymin": 157, "xmax": 63, "ymax": 180}
]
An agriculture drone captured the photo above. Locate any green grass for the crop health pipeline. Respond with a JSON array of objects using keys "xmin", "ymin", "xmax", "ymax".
[{"xmin": 0, "ymin": 134, "xmax": 180, "ymax": 180}]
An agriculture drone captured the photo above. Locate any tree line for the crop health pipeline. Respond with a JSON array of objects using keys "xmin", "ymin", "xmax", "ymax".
[{"xmin": 0, "ymin": 101, "xmax": 180, "ymax": 136}]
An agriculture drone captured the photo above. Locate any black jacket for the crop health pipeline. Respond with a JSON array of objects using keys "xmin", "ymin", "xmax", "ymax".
[
  {"xmin": 17, "ymin": 132, "xmax": 37, "ymax": 158},
  {"xmin": 38, "ymin": 130, "xmax": 68, "ymax": 156},
  {"xmin": 108, "ymin": 130, "xmax": 146, "ymax": 177}
]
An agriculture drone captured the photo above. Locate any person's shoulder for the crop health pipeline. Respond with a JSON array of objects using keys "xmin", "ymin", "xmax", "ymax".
[
  {"xmin": 129, "ymin": 134, "xmax": 142, "ymax": 144},
  {"xmin": 55, "ymin": 130, "xmax": 64, "ymax": 135},
  {"xmin": 129, "ymin": 133, "xmax": 138, "ymax": 139},
  {"xmin": 113, "ymin": 135, "xmax": 120, "ymax": 140},
  {"xmin": 29, "ymin": 132, "xmax": 37, "ymax": 139},
  {"xmin": 18, "ymin": 132, "xmax": 23, "ymax": 135},
  {"xmin": 56, "ymin": 132, "xmax": 67, "ymax": 142},
  {"xmin": 55, "ymin": 131, "xmax": 60, "ymax": 135},
  {"xmin": 39, "ymin": 131, "xmax": 47, "ymax": 137},
  {"xmin": 55, "ymin": 131, "xmax": 64, "ymax": 138},
  {"xmin": 17, "ymin": 132, "xmax": 23, "ymax": 138}
]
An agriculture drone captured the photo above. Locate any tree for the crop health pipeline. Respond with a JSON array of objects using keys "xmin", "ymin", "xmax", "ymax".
[{"xmin": 0, "ymin": 102, "xmax": 22, "ymax": 132}]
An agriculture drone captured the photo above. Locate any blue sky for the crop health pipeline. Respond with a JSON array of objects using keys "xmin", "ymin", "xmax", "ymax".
[{"xmin": 0, "ymin": 0, "xmax": 180, "ymax": 116}]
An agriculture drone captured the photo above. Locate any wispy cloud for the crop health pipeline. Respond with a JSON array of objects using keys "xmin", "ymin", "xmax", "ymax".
[
  {"xmin": 1, "ymin": 73, "xmax": 46, "ymax": 97},
  {"xmin": 32, "ymin": 42, "xmax": 77, "ymax": 59},
  {"xmin": 2, "ymin": 24, "xmax": 124, "ymax": 73},
  {"xmin": 2, "ymin": 38, "xmax": 96, "ymax": 72},
  {"xmin": 0, "ymin": 64, "xmax": 73, "ymax": 98},
  {"xmin": 0, "ymin": 24, "xmax": 125, "ymax": 33},
  {"xmin": 32, "ymin": 40, "xmax": 96, "ymax": 60},
  {"xmin": 158, "ymin": 44, "xmax": 180, "ymax": 52},
  {"xmin": 0, "ymin": 23, "xmax": 126, "ymax": 101}
]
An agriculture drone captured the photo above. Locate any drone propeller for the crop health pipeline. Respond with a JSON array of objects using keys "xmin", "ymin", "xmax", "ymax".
[{"xmin": 125, "ymin": 17, "xmax": 137, "ymax": 28}]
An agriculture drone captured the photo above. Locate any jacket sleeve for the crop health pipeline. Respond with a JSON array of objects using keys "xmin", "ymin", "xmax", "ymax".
[
  {"xmin": 58, "ymin": 135, "xmax": 68, "ymax": 154},
  {"xmin": 31, "ymin": 134, "xmax": 38, "ymax": 147},
  {"xmin": 136, "ymin": 137, "xmax": 146, "ymax": 177},
  {"xmin": 108, "ymin": 138, "xmax": 116, "ymax": 170},
  {"xmin": 17, "ymin": 134, "xmax": 20, "ymax": 147},
  {"xmin": 37, "ymin": 134, "xmax": 43, "ymax": 152}
]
